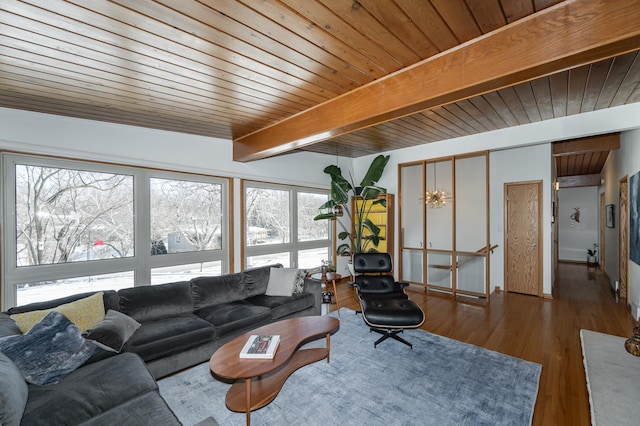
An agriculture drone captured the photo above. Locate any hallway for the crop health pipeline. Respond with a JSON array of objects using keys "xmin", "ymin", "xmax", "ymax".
[{"xmin": 333, "ymin": 262, "xmax": 636, "ymax": 425}]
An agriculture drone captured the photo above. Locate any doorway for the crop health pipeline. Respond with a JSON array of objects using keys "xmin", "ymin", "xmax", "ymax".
[{"xmin": 504, "ymin": 181, "xmax": 543, "ymax": 296}]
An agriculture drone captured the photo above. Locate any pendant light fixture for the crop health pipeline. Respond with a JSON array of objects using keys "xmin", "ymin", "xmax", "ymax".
[{"xmin": 425, "ymin": 162, "xmax": 449, "ymax": 208}]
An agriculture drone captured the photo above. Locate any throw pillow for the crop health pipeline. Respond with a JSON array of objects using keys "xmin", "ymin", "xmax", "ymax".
[
  {"xmin": 0, "ymin": 311, "xmax": 97, "ymax": 385},
  {"xmin": 83, "ymin": 309, "xmax": 141, "ymax": 352},
  {"xmin": 0, "ymin": 352, "xmax": 28, "ymax": 426},
  {"xmin": 265, "ymin": 267, "xmax": 301, "ymax": 297},
  {"xmin": 292, "ymin": 270, "xmax": 306, "ymax": 294},
  {"xmin": 10, "ymin": 291, "xmax": 105, "ymax": 333}
]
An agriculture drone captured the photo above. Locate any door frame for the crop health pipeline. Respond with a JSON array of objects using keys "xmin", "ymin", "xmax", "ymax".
[
  {"xmin": 619, "ymin": 176, "xmax": 629, "ymax": 299},
  {"xmin": 504, "ymin": 180, "xmax": 543, "ymax": 297},
  {"xmin": 600, "ymin": 192, "xmax": 605, "ymax": 270}
]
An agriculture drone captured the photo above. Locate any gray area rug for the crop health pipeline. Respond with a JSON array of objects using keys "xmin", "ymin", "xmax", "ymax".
[
  {"xmin": 580, "ymin": 329, "xmax": 640, "ymax": 426},
  {"xmin": 159, "ymin": 309, "xmax": 541, "ymax": 425}
]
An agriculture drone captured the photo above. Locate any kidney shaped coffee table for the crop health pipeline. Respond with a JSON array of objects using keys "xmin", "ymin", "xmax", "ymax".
[{"xmin": 209, "ymin": 316, "xmax": 340, "ymax": 425}]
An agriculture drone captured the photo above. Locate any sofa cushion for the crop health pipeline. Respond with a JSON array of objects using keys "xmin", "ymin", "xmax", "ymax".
[
  {"xmin": 118, "ymin": 282, "xmax": 193, "ymax": 322},
  {"xmin": 83, "ymin": 310, "xmax": 141, "ymax": 352},
  {"xmin": 21, "ymin": 352, "xmax": 158, "ymax": 426},
  {"xmin": 190, "ymin": 273, "xmax": 245, "ymax": 309},
  {"xmin": 79, "ymin": 391, "xmax": 181, "ymax": 426},
  {"xmin": 247, "ymin": 292, "xmax": 315, "ymax": 319},
  {"xmin": 0, "ymin": 312, "xmax": 21, "ymax": 338},
  {"xmin": 0, "ymin": 311, "xmax": 97, "ymax": 385},
  {"xmin": 195, "ymin": 301, "xmax": 272, "ymax": 338},
  {"xmin": 243, "ymin": 264, "xmax": 281, "ymax": 297},
  {"xmin": 124, "ymin": 314, "xmax": 215, "ymax": 362},
  {"xmin": 10, "ymin": 292, "xmax": 105, "ymax": 333},
  {"xmin": 0, "ymin": 352, "xmax": 28, "ymax": 426}
]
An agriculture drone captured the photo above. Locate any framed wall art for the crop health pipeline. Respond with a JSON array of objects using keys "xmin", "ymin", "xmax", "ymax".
[
  {"xmin": 606, "ymin": 204, "xmax": 615, "ymax": 228},
  {"xmin": 630, "ymin": 171, "xmax": 640, "ymax": 266}
]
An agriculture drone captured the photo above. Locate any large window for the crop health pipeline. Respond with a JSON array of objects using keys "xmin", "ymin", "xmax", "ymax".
[
  {"xmin": 15, "ymin": 164, "xmax": 134, "ymax": 266},
  {"xmin": 243, "ymin": 181, "xmax": 330, "ymax": 270},
  {"xmin": 2, "ymin": 154, "xmax": 230, "ymax": 309},
  {"xmin": 150, "ymin": 177, "xmax": 223, "ymax": 253}
]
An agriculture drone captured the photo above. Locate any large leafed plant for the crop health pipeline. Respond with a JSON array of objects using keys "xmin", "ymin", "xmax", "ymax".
[{"xmin": 314, "ymin": 154, "xmax": 390, "ymax": 257}]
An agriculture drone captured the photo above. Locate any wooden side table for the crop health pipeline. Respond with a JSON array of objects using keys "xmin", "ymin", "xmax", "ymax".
[{"xmin": 310, "ymin": 272, "xmax": 341, "ymax": 316}]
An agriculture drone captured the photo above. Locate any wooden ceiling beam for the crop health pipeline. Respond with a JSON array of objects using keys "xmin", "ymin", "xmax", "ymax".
[
  {"xmin": 233, "ymin": 0, "xmax": 640, "ymax": 161},
  {"xmin": 553, "ymin": 133, "xmax": 620, "ymax": 156}
]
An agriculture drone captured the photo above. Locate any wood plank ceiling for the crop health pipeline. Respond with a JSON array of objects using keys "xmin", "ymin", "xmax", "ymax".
[
  {"xmin": 553, "ymin": 133, "xmax": 621, "ymax": 187},
  {"xmin": 1, "ymin": 0, "xmax": 639, "ymax": 163}
]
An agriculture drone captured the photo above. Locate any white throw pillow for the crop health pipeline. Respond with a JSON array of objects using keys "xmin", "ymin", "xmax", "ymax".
[{"xmin": 265, "ymin": 267, "xmax": 300, "ymax": 297}]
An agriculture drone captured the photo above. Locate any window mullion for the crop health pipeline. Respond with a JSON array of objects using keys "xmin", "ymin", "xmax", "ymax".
[{"xmin": 135, "ymin": 171, "xmax": 151, "ymax": 286}]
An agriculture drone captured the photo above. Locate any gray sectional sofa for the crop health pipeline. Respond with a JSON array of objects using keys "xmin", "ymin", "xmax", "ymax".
[{"xmin": 0, "ymin": 264, "xmax": 322, "ymax": 426}]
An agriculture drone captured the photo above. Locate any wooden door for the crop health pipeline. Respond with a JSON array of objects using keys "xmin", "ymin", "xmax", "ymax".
[
  {"xmin": 505, "ymin": 181, "xmax": 542, "ymax": 296},
  {"xmin": 620, "ymin": 177, "xmax": 628, "ymax": 299},
  {"xmin": 600, "ymin": 192, "xmax": 605, "ymax": 269}
]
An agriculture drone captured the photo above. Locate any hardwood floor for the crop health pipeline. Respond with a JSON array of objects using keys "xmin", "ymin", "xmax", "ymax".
[{"xmin": 328, "ymin": 262, "xmax": 637, "ymax": 426}]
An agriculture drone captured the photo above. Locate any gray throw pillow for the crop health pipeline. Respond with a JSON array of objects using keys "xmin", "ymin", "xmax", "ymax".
[
  {"xmin": 0, "ymin": 311, "xmax": 96, "ymax": 386},
  {"xmin": 0, "ymin": 352, "xmax": 28, "ymax": 426},
  {"xmin": 83, "ymin": 309, "xmax": 141, "ymax": 352},
  {"xmin": 265, "ymin": 267, "xmax": 301, "ymax": 296}
]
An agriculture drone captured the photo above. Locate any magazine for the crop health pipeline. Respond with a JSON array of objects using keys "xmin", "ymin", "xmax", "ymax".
[{"xmin": 239, "ymin": 334, "xmax": 280, "ymax": 359}]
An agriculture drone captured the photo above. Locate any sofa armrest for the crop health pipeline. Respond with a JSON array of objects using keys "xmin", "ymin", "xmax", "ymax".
[
  {"xmin": 302, "ymin": 278, "xmax": 322, "ymax": 315},
  {"xmin": 0, "ymin": 312, "xmax": 20, "ymax": 338}
]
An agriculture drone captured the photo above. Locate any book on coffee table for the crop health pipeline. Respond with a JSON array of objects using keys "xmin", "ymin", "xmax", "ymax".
[{"xmin": 239, "ymin": 334, "xmax": 280, "ymax": 359}]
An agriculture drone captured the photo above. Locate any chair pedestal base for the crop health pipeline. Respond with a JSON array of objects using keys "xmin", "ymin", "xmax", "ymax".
[{"xmin": 370, "ymin": 327, "xmax": 413, "ymax": 349}]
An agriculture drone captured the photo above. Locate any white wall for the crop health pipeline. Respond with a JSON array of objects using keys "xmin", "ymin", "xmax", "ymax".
[
  {"xmin": 558, "ymin": 187, "xmax": 599, "ymax": 262},
  {"xmin": 602, "ymin": 129, "xmax": 640, "ymax": 319},
  {"xmin": 602, "ymin": 151, "xmax": 620, "ymax": 282},
  {"xmin": 489, "ymin": 145, "xmax": 552, "ymax": 294}
]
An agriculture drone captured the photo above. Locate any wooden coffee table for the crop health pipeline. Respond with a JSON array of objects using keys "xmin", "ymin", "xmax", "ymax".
[{"xmin": 209, "ymin": 316, "xmax": 340, "ymax": 425}]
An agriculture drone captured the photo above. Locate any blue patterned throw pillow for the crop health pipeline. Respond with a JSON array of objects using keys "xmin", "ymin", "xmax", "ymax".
[{"xmin": 0, "ymin": 311, "xmax": 97, "ymax": 385}]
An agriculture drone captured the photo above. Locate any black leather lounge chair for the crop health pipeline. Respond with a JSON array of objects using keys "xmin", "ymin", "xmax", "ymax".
[{"xmin": 351, "ymin": 253, "xmax": 425, "ymax": 348}]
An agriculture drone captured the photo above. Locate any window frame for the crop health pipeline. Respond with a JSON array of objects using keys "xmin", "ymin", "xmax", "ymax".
[
  {"xmin": 241, "ymin": 180, "xmax": 331, "ymax": 270},
  {"xmin": 1, "ymin": 153, "xmax": 230, "ymax": 309}
]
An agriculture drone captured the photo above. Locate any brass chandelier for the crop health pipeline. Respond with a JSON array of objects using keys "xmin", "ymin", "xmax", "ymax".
[{"xmin": 425, "ymin": 162, "xmax": 450, "ymax": 209}]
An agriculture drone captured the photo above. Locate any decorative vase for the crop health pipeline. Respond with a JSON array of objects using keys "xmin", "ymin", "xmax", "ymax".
[{"xmin": 624, "ymin": 334, "xmax": 640, "ymax": 357}]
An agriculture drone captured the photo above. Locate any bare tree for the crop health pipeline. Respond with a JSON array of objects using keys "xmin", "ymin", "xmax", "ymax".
[
  {"xmin": 16, "ymin": 165, "xmax": 133, "ymax": 266},
  {"xmin": 150, "ymin": 178, "xmax": 222, "ymax": 252},
  {"xmin": 297, "ymin": 192, "xmax": 329, "ymax": 240},
  {"xmin": 245, "ymin": 187, "xmax": 290, "ymax": 244}
]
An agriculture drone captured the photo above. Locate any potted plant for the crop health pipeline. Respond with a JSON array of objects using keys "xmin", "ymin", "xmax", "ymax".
[
  {"xmin": 587, "ymin": 243, "xmax": 598, "ymax": 264},
  {"xmin": 314, "ymin": 154, "xmax": 390, "ymax": 271}
]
